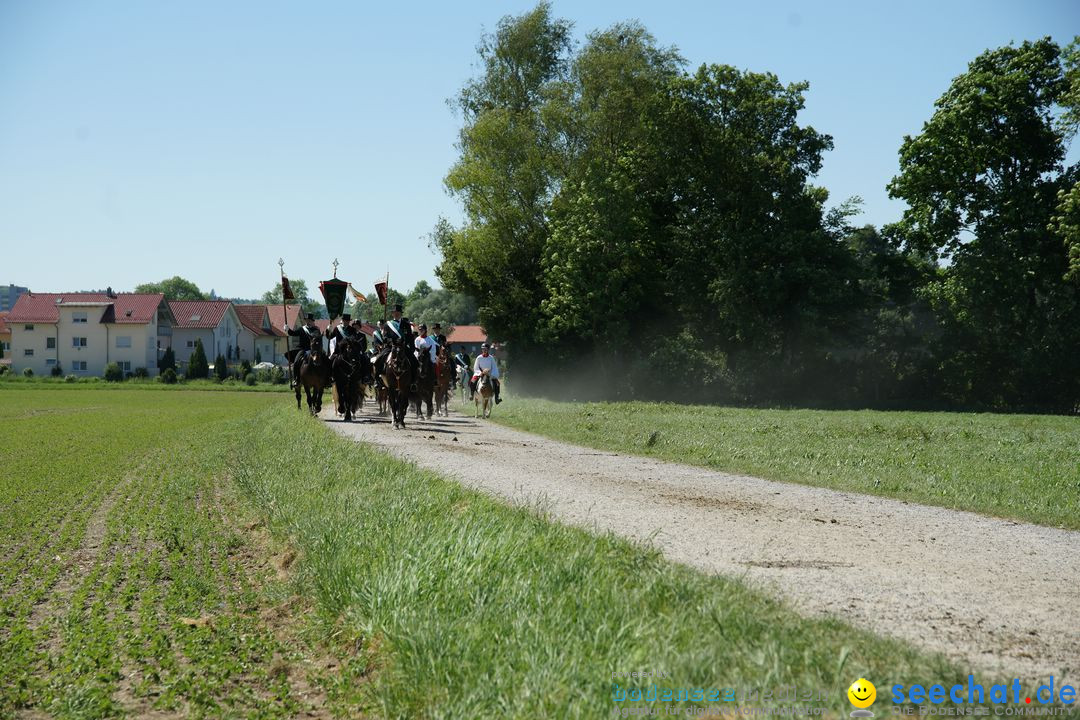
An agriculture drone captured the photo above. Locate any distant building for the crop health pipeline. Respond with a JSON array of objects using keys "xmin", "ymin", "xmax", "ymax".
[
  {"xmin": 0, "ymin": 285, "xmax": 28, "ymax": 312},
  {"xmin": 234, "ymin": 305, "xmax": 283, "ymax": 365},
  {"xmin": 445, "ymin": 325, "xmax": 502, "ymax": 358},
  {"xmin": 168, "ymin": 300, "xmax": 243, "ymax": 369},
  {"xmin": 7, "ymin": 291, "xmax": 174, "ymax": 376},
  {"xmin": 0, "ymin": 311, "xmax": 11, "ymax": 368}
]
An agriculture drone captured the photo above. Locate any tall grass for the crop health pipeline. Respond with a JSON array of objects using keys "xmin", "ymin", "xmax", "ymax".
[
  {"xmin": 491, "ymin": 399, "xmax": 1080, "ymax": 530},
  {"xmin": 234, "ymin": 406, "xmax": 966, "ymax": 717}
]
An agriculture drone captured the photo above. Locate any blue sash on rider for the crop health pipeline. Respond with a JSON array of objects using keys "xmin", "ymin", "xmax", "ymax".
[{"xmin": 386, "ymin": 320, "xmax": 401, "ymax": 339}]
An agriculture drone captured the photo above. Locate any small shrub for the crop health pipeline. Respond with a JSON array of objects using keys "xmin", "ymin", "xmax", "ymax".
[
  {"xmin": 22, "ymin": 367, "xmax": 33, "ymax": 377},
  {"xmin": 65, "ymin": 374, "xmax": 78, "ymax": 383},
  {"xmin": 270, "ymin": 366, "xmax": 287, "ymax": 385},
  {"xmin": 160, "ymin": 368, "xmax": 178, "ymax": 384},
  {"xmin": 160, "ymin": 346, "xmax": 176, "ymax": 372},
  {"xmin": 214, "ymin": 354, "xmax": 228, "ymax": 381},
  {"xmin": 188, "ymin": 340, "xmax": 209, "ymax": 379},
  {"xmin": 245, "ymin": 373, "xmax": 257, "ymax": 386},
  {"xmin": 240, "ymin": 359, "xmax": 252, "ymax": 378},
  {"xmin": 51, "ymin": 364, "xmax": 63, "ymax": 377},
  {"xmin": 104, "ymin": 362, "xmax": 124, "ymax": 382},
  {"xmin": 134, "ymin": 367, "xmax": 149, "ymax": 379},
  {"xmin": 254, "ymin": 349, "xmax": 262, "ymax": 364},
  {"xmin": 0, "ymin": 365, "xmax": 8, "ymax": 376}
]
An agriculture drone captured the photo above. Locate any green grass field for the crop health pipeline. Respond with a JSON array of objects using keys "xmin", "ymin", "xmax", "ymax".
[
  {"xmin": 490, "ymin": 398, "xmax": 1080, "ymax": 530},
  {"xmin": 2, "ymin": 386, "xmax": 982, "ymax": 717}
]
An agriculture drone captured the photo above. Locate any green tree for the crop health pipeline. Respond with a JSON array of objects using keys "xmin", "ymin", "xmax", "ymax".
[
  {"xmin": 159, "ymin": 346, "xmax": 176, "ymax": 373},
  {"xmin": 888, "ymin": 37, "xmax": 1080, "ymax": 411},
  {"xmin": 434, "ymin": 3, "xmax": 574, "ymax": 350},
  {"xmin": 135, "ymin": 276, "xmax": 206, "ymax": 301},
  {"xmin": 214, "ymin": 354, "xmax": 228, "ymax": 381},
  {"xmin": 188, "ymin": 339, "xmax": 209, "ymax": 379},
  {"xmin": 262, "ymin": 279, "xmax": 326, "ymax": 319}
]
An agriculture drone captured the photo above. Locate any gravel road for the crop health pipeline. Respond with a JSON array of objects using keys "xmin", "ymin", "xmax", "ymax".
[{"xmin": 323, "ymin": 404, "xmax": 1080, "ymax": 680}]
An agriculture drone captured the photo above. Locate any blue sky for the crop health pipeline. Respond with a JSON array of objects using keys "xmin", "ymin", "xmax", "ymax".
[{"xmin": 1, "ymin": 1, "xmax": 1077, "ymax": 300}]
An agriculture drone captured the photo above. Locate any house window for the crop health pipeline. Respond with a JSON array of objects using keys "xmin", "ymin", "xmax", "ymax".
[
  {"xmin": 24, "ymin": 349, "xmax": 33, "ymax": 356},
  {"xmin": 116, "ymin": 336, "xmax": 132, "ymax": 348},
  {"xmin": 1, "ymin": 341, "xmax": 9, "ymax": 351},
  {"xmin": 118, "ymin": 361, "xmax": 131, "ymax": 372},
  {"xmin": 187, "ymin": 340, "xmax": 194, "ymax": 348},
  {"xmin": 46, "ymin": 358, "xmax": 57, "ymax": 366},
  {"xmin": 24, "ymin": 324, "xmax": 33, "ymax": 331},
  {"xmin": 73, "ymin": 361, "xmax": 87, "ymax": 371},
  {"xmin": 72, "ymin": 337, "xmax": 88, "ymax": 347},
  {"xmin": 47, "ymin": 337, "xmax": 56, "ymax": 349},
  {"xmin": 72, "ymin": 312, "xmax": 88, "ymax": 323}
]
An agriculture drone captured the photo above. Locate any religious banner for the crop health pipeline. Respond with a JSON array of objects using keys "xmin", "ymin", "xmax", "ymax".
[{"xmin": 319, "ymin": 278, "xmax": 349, "ymax": 319}]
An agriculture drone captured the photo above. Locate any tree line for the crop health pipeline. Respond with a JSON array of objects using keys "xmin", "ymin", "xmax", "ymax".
[{"xmin": 432, "ymin": 3, "xmax": 1080, "ymax": 413}]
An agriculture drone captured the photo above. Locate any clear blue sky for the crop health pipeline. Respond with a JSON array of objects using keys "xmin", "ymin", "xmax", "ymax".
[{"xmin": 1, "ymin": 1, "xmax": 1076, "ymax": 300}]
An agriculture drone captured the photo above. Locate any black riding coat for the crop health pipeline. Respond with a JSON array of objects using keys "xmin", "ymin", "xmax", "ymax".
[{"xmin": 288, "ymin": 324, "xmax": 323, "ymax": 352}]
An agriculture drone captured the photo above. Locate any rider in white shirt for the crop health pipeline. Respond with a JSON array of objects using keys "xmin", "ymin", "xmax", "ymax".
[
  {"xmin": 470, "ymin": 343, "xmax": 502, "ymax": 404},
  {"xmin": 414, "ymin": 324, "xmax": 438, "ymax": 364}
]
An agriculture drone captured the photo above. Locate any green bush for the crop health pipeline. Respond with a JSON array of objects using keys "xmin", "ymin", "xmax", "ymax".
[
  {"xmin": 104, "ymin": 363, "xmax": 124, "ymax": 382},
  {"xmin": 65, "ymin": 374, "xmax": 77, "ymax": 383},
  {"xmin": 245, "ymin": 373, "xmax": 257, "ymax": 386},
  {"xmin": 214, "ymin": 354, "xmax": 228, "ymax": 381},
  {"xmin": 240, "ymin": 359, "xmax": 252, "ymax": 378},
  {"xmin": 254, "ymin": 348, "xmax": 262, "ymax": 364},
  {"xmin": 22, "ymin": 367, "xmax": 33, "ymax": 378},
  {"xmin": 160, "ymin": 346, "xmax": 176, "ymax": 372},
  {"xmin": 271, "ymin": 366, "xmax": 287, "ymax": 384},
  {"xmin": 50, "ymin": 364, "xmax": 63, "ymax": 377},
  {"xmin": 188, "ymin": 340, "xmax": 209, "ymax": 379},
  {"xmin": 159, "ymin": 368, "xmax": 178, "ymax": 384},
  {"xmin": 133, "ymin": 367, "xmax": 149, "ymax": 379}
]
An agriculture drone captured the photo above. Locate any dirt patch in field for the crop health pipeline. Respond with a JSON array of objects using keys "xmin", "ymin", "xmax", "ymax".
[{"xmin": 324, "ymin": 405, "xmax": 1080, "ymax": 681}]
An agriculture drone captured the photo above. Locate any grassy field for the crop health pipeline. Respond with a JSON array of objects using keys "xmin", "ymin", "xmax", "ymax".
[
  {"xmin": 490, "ymin": 398, "xmax": 1080, "ymax": 530},
  {"xmin": 3, "ymin": 386, "xmax": 979, "ymax": 717},
  {"xmin": 0, "ymin": 388, "xmax": 346, "ymax": 718}
]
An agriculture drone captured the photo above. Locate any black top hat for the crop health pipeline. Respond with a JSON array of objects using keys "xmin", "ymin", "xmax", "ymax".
[
  {"xmin": 305, "ymin": 313, "xmax": 315, "ymax": 321},
  {"xmin": 393, "ymin": 304, "xmax": 403, "ymax": 313},
  {"xmin": 419, "ymin": 323, "xmax": 428, "ymax": 331},
  {"xmin": 341, "ymin": 313, "xmax": 351, "ymax": 321}
]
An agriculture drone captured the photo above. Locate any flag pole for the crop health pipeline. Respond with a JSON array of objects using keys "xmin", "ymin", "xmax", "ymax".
[
  {"xmin": 278, "ymin": 258, "xmax": 291, "ymax": 386},
  {"xmin": 383, "ymin": 269, "xmax": 389, "ymax": 321}
]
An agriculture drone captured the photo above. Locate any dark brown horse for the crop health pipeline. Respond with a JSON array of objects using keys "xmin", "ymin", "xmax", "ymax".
[
  {"xmin": 385, "ymin": 344, "xmax": 414, "ymax": 429},
  {"xmin": 330, "ymin": 338, "xmax": 367, "ymax": 422},
  {"xmin": 434, "ymin": 344, "xmax": 452, "ymax": 417},
  {"xmin": 295, "ymin": 345, "xmax": 331, "ymax": 416}
]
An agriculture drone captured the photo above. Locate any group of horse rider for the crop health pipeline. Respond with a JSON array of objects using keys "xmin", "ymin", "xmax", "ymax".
[{"xmin": 284, "ymin": 303, "xmax": 501, "ymax": 404}]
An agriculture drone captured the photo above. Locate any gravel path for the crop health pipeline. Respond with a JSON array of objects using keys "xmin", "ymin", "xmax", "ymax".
[{"xmin": 323, "ymin": 404, "xmax": 1080, "ymax": 680}]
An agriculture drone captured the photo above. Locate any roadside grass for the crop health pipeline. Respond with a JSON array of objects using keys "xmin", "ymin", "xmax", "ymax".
[
  {"xmin": 0, "ymin": 388, "xmax": 348, "ymax": 718},
  {"xmin": 234, "ymin": 404, "xmax": 969, "ymax": 718},
  {"xmin": 488, "ymin": 398, "xmax": 1080, "ymax": 530}
]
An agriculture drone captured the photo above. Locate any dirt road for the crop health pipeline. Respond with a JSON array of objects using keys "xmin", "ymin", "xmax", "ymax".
[{"xmin": 324, "ymin": 405, "xmax": 1080, "ymax": 680}]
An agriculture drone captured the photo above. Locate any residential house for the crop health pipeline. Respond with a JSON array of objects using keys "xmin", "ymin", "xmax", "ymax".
[
  {"xmin": 234, "ymin": 305, "xmax": 283, "ymax": 365},
  {"xmin": 7, "ymin": 291, "xmax": 173, "ymax": 376},
  {"xmin": 168, "ymin": 300, "xmax": 243, "ymax": 369},
  {"xmin": 445, "ymin": 325, "xmax": 497, "ymax": 357}
]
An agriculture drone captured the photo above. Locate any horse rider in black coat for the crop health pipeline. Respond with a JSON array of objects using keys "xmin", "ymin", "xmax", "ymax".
[{"xmin": 285, "ymin": 313, "xmax": 324, "ymax": 388}]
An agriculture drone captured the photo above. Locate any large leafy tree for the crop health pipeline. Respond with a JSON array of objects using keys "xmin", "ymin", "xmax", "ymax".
[
  {"xmin": 135, "ymin": 276, "xmax": 206, "ymax": 301},
  {"xmin": 434, "ymin": 3, "xmax": 574, "ymax": 350},
  {"xmin": 888, "ymin": 37, "xmax": 1080, "ymax": 410}
]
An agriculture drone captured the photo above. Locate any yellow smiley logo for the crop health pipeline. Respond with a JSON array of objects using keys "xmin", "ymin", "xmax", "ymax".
[{"xmin": 848, "ymin": 678, "xmax": 876, "ymax": 709}]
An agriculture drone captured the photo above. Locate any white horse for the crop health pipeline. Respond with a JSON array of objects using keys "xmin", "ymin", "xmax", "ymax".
[{"xmin": 474, "ymin": 368, "xmax": 494, "ymax": 419}]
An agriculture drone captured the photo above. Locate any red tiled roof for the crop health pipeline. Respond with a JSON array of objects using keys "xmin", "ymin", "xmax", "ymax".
[
  {"xmin": 8, "ymin": 292, "xmax": 166, "ymax": 324},
  {"xmin": 446, "ymin": 325, "xmax": 488, "ymax": 344},
  {"xmin": 234, "ymin": 305, "xmax": 277, "ymax": 337},
  {"xmin": 0, "ymin": 311, "xmax": 9, "ymax": 334},
  {"xmin": 266, "ymin": 304, "xmax": 301, "ymax": 333},
  {"xmin": 313, "ymin": 319, "xmax": 331, "ymax": 333},
  {"xmin": 168, "ymin": 300, "xmax": 232, "ymax": 329}
]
